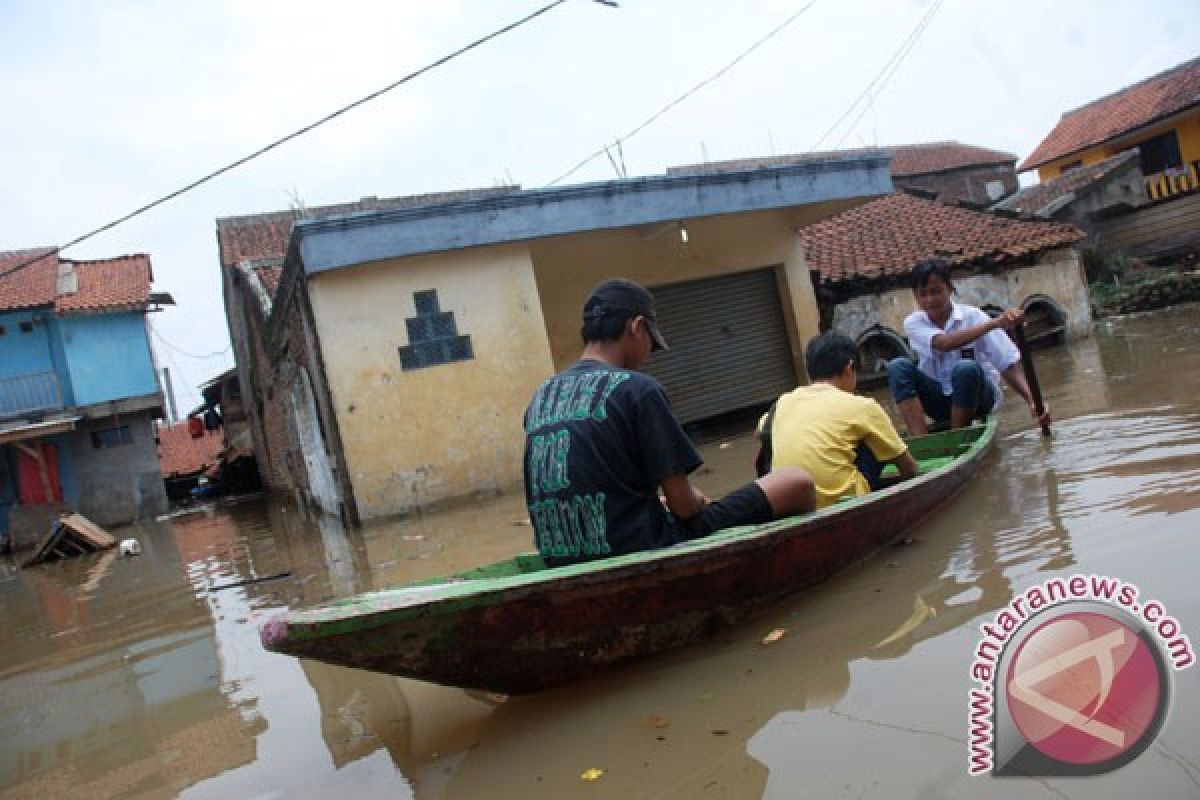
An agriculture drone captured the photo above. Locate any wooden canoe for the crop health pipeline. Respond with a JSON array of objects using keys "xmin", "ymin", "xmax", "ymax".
[{"xmin": 260, "ymin": 418, "xmax": 996, "ymax": 694}]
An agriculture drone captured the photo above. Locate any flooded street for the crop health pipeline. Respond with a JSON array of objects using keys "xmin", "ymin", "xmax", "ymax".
[{"xmin": 3, "ymin": 306, "xmax": 1200, "ymax": 799}]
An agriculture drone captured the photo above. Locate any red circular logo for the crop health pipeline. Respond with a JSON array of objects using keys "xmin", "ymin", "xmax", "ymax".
[{"xmin": 1005, "ymin": 611, "xmax": 1164, "ymax": 767}]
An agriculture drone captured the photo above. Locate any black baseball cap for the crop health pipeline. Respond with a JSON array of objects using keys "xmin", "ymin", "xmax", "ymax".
[{"xmin": 582, "ymin": 278, "xmax": 668, "ymax": 351}]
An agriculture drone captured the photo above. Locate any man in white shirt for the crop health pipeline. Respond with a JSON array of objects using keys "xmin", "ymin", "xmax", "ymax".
[{"xmin": 887, "ymin": 260, "xmax": 1052, "ymax": 436}]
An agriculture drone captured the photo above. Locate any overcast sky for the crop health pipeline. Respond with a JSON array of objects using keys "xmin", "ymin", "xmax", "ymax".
[{"xmin": 0, "ymin": 0, "xmax": 1194, "ymax": 411}]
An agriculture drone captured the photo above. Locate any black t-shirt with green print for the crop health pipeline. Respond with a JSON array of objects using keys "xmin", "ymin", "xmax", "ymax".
[{"xmin": 523, "ymin": 359, "xmax": 703, "ymax": 566}]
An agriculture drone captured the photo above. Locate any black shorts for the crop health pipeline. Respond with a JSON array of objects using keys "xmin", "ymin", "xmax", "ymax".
[{"xmin": 670, "ymin": 480, "xmax": 773, "ymax": 541}]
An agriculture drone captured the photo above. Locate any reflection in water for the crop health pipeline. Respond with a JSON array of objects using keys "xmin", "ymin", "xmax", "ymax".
[{"xmin": 1, "ymin": 307, "xmax": 1199, "ymax": 799}]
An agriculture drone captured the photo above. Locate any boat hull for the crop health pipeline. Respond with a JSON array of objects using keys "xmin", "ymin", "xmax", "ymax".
[{"xmin": 261, "ymin": 420, "xmax": 995, "ymax": 694}]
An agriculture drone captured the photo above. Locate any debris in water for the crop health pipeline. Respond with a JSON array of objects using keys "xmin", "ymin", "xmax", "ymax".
[
  {"xmin": 512, "ymin": 518, "xmax": 531, "ymax": 527},
  {"xmin": 24, "ymin": 513, "xmax": 116, "ymax": 567},
  {"xmin": 643, "ymin": 715, "xmax": 670, "ymax": 729},
  {"xmin": 402, "ymin": 534, "xmax": 426, "ymax": 541},
  {"xmin": 761, "ymin": 628, "xmax": 786, "ymax": 645},
  {"xmin": 711, "ymin": 729, "xmax": 729, "ymax": 736},
  {"xmin": 718, "ymin": 442, "xmax": 733, "ymax": 450},
  {"xmin": 580, "ymin": 767, "xmax": 605, "ymax": 781}
]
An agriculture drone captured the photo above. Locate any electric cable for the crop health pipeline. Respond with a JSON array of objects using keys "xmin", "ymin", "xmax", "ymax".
[
  {"xmin": 0, "ymin": 0, "xmax": 575, "ymax": 281},
  {"xmin": 809, "ymin": 0, "xmax": 943, "ymax": 152},
  {"xmin": 544, "ymin": 0, "xmax": 820, "ymax": 187}
]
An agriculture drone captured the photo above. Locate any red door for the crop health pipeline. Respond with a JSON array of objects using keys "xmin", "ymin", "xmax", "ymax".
[{"xmin": 17, "ymin": 442, "xmax": 62, "ymax": 504}]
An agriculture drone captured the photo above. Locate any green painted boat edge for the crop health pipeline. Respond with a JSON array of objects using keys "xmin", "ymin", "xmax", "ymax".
[{"xmin": 274, "ymin": 418, "xmax": 996, "ymax": 640}]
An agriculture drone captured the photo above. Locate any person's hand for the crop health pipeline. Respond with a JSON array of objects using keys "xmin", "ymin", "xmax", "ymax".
[
  {"xmin": 1031, "ymin": 401, "xmax": 1051, "ymax": 428},
  {"xmin": 992, "ymin": 308, "xmax": 1025, "ymax": 331},
  {"xmin": 693, "ymin": 488, "xmax": 711, "ymax": 507}
]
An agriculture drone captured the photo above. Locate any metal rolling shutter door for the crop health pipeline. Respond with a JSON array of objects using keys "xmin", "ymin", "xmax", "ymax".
[{"xmin": 644, "ymin": 268, "xmax": 797, "ymax": 424}]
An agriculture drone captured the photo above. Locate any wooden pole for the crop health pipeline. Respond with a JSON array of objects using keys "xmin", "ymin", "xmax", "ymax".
[{"xmin": 1011, "ymin": 325, "xmax": 1051, "ymax": 437}]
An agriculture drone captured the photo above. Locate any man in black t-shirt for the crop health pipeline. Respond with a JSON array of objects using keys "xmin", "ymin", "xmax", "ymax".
[{"xmin": 523, "ymin": 278, "xmax": 815, "ymax": 566}]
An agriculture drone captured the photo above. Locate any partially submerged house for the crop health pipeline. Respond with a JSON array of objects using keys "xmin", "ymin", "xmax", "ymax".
[
  {"xmin": 218, "ymin": 156, "xmax": 893, "ymax": 523},
  {"xmin": 0, "ymin": 249, "xmax": 170, "ymax": 546},
  {"xmin": 1020, "ymin": 56, "xmax": 1200, "ymax": 201},
  {"xmin": 157, "ymin": 419, "xmax": 224, "ymax": 503},
  {"xmin": 797, "ymin": 192, "xmax": 1088, "ymax": 386},
  {"xmin": 992, "ymin": 149, "xmax": 1148, "ymax": 228},
  {"xmin": 670, "ymin": 141, "xmax": 1019, "ymax": 205}
]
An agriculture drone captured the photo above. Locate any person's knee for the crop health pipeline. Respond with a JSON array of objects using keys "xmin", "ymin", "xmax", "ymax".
[
  {"xmin": 887, "ymin": 357, "xmax": 918, "ymax": 400},
  {"xmin": 758, "ymin": 467, "xmax": 815, "ymax": 517},
  {"xmin": 887, "ymin": 357, "xmax": 916, "ymax": 379},
  {"xmin": 950, "ymin": 360, "xmax": 984, "ymax": 386}
]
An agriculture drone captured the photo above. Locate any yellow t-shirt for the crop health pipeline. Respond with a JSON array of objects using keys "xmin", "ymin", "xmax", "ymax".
[{"xmin": 761, "ymin": 383, "xmax": 908, "ymax": 509}]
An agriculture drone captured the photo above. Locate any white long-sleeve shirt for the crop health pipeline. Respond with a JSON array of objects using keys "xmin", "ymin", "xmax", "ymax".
[{"xmin": 903, "ymin": 302, "xmax": 1020, "ymax": 412}]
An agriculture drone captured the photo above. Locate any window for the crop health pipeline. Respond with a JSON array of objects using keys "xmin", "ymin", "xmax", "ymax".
[
  {"xmin": 91, "ymin": 425, "xmax": 133, "ymax": 449},
  {"xmin": 0, "ymin": 325, "xmax": 6, "ymax": 335},
  {"xmin": 1059, "ymin": 160, "xmax": 1083, "ymax": 175},
  {"xmin": 18, "ymin": 321, "xmax": 33, "ymax": 333},
  {"xmin": 1134, "ymin": 130, "xmax": 1183, "ymax": 176},
  {"xmin": 399, "ymin": 289, "xmax": 474, "ymax": 371}
]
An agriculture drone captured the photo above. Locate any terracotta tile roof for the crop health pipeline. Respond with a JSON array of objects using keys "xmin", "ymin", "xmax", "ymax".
[
  {"xmin": 667, "ymin": 141, "xmax": 1015, "ymax": 179},
  {"xmin": 0, "ymin": 249, "xmax": 152, "ymax": 313},
  {"xmin": 994, "ymin": 150, "xmax": 1142, "ymax": 216},
  {"xmin": 55, "ymin": 254, "xmax": 152, "ymax": 313},
  {"xmin": 1020, "ymin": 56, "xmax": 1200, "ymax": 172},
  {"xmin": 157, "ymin": 421, "xmax": 224, "ymax": 477},
  {"xmin": 800, "ymin": 192, "xmax": 1085, "ymax": 286},
  {"xmin": 0, "ymin": 247, "xmax": 58, "ymax": 311},
  {"xmin": 215, "ymin": 187, "xmax": 519, "ymax": 279}
]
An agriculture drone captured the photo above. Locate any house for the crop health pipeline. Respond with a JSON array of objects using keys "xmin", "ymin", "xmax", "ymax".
[
  {"xmin": 669, "ymin": 141, "xmax": 1019, "ymax": 205},
  {"xmin": 0, "ymin": 248, "xmax": 169, "ymax": 547},
  {"xmin": 217, "ymin": 155, "xmax": 893, "ymax": 523},
  {"xmin": 157, "ymin": 420, "xmax": 224, "ymax": 502},
  {"xmin": 797, "ymin": 192, "xmax": 1088, "ymax": 386},
  {"xmin": 992, "ymin": 149, "xmax": 1150, "ymax": 250},
  {"xmin": 1019, "ymin": 56, "xmax": 1200, "ymax": 201}
]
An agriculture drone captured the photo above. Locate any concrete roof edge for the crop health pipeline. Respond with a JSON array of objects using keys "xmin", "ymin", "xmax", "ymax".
[{"xmin": 290, "ymin": 156, "xmax": 893, "ymax": 274}]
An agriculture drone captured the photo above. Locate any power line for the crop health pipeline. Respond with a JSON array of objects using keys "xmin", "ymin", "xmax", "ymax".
[
  {"xmin": 544, "ymin": 0, "xmax": 821, "ymax": 188},
  {"xmin": 809, "ymin": 0, "xmax": 943, "ymax": 152},
  {"xmin": 152, "ymin": 328, "xmax": 232, "ymax": 360},
  {"xmin": 0, "ymin": 0, "xmax": 576, "ymax": 282}
]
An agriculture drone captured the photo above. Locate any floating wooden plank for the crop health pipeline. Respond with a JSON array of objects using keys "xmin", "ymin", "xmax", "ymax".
[
  {"xmin": 58, "ymin": 513, "xmax": 116, "ymax": 549},
  {"xmin": 23, "ymin": 513, "xmax": 116, "ymax": 567}
]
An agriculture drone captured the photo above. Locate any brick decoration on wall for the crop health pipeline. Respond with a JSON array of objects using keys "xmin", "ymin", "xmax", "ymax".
[{"xmin": 399, "ymin": 289, "xmax": 473, "ymax": 371}]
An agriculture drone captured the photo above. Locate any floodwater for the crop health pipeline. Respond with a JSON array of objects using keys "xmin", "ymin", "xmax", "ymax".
[{"xmin": 3, "ymin": 306, "xmax": 1200, "ymax": 800}]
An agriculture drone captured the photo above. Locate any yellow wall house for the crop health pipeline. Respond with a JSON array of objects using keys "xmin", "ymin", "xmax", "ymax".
[
  {"xmin": 1020, "ymin": 56, "xmax": 1200, "ymax": 200},
  {"xmin": 270, "ymin": 156, "xmax": 892, "ymax": 522}
]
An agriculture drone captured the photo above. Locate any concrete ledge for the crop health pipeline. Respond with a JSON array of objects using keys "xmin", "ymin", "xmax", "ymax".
[{"xmin": 293, "ymin": 157, "xmax": 893, "ymax": 274}]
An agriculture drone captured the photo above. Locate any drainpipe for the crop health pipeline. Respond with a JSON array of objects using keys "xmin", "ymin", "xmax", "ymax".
[{"xmin": 162, "ymin": 367, "xmax": 179, "ymax": 424}]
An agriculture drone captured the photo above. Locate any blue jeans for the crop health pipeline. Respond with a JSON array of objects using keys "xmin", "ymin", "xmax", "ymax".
[{"xmin": 887, "ymin": 357, "xmax": 994, "ymax": 424}]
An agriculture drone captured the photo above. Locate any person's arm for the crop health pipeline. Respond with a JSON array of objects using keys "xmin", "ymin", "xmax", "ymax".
[
  {"xmin": 888, "ymin": 451, "xmax": 919, "ymax": 480},
  {"xmin": 660, "ymin": 473, "xmax": 709, "ymax": 521},
  {"xmin": 931, "ymin": 308, "xmax": 1024, "ymax": 352},
  {"xmin": 1000, "ymin": 362, "xmax": 1052, "ymax": 428}
]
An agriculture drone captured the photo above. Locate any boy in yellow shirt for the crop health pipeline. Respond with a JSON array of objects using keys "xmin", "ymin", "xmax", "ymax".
[{"xmin": 758, "ymin": 332, "xmax": 917, "ymax": 508}]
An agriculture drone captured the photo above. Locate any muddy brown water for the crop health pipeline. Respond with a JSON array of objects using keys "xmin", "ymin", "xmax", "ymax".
[{"xmin": 3, "ymin": 306, "xmax": 1200, "ymax": 799}]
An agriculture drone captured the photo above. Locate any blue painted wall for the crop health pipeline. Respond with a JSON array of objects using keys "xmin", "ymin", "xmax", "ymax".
[
  {"xmin": 0, "ymin": 310, "xmax": 56, "ymax": 380},
  {"xmin": 59, "ymin": 313, "xmax": 158, "ymax": 406}
]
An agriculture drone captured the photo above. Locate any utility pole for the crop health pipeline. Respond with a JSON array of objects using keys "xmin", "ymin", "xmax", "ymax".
[{"xmin": 162, "ymin": 367, "xmax": 179, "ymax": 424}]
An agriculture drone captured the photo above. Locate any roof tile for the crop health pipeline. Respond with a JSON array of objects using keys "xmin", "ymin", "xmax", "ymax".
[
  {"xmin": 157, "ymin": 421, "xmax": 224, "ymax": 478},
  {"xmin": 668, "ymin": 141, "xmax": 1015, "ymax": 179},
  {"xmin": 799, "ymin": 193, "xmax": 1084, "ymax": 286},
  {"xmin": 0, "ymin": 248, "xmax": 58, "ymax": 312},
  {"xmin": 1020, "ymin": 57, "xmax": 1200, "ymax": 171},
  {"xmin": 994, "ymin": 150, "xmax": 1142, "ymax": 216},
  {"xmin": 56, "ymin": 254, "xmax": 152, "ymax": 313}
]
